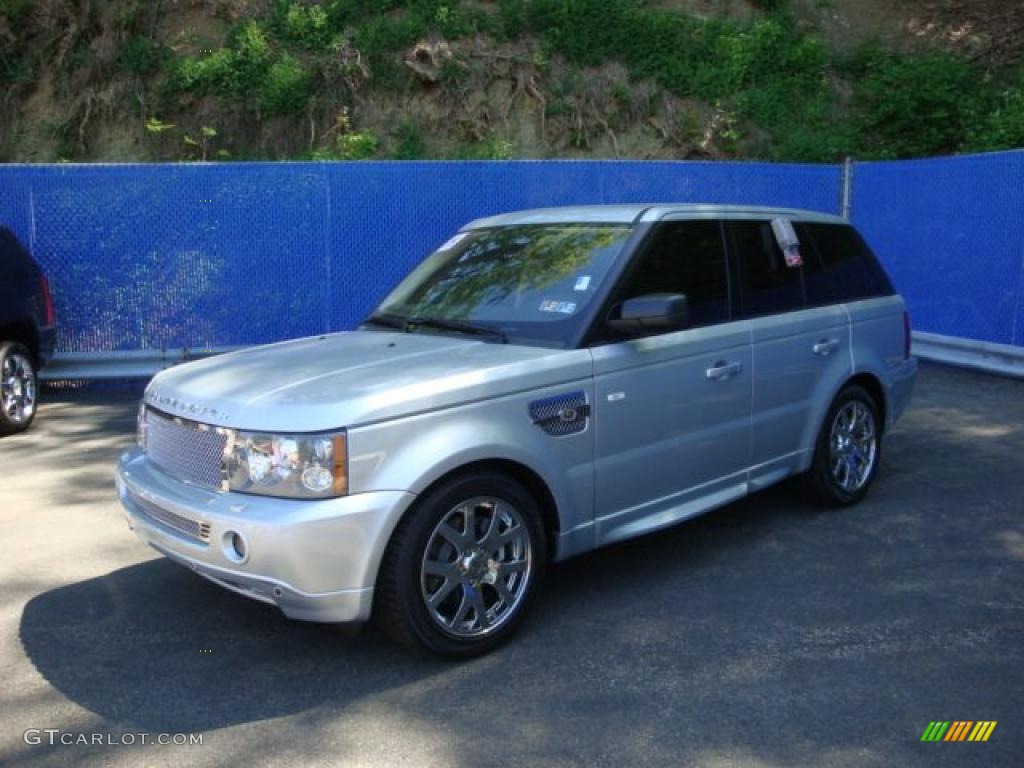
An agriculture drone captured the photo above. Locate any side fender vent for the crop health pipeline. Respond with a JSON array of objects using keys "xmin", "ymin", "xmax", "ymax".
[{"xmin": 529, "ymin": 391, "xmax": 589, "ymax": 437}]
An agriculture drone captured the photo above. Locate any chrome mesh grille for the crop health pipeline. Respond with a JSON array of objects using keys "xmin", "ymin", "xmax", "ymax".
[
  {"xmin": 144, "ymin": 408, "xmax": 227, "ymax": 490},
  {"xmin": 133, "ymin": 493, "xmax": 211, "ymax": 543}
]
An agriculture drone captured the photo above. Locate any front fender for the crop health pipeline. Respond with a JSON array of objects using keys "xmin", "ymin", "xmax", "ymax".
[{"xmin": 346, "ymin": 381, "xmax": 596, "ymax": 551}]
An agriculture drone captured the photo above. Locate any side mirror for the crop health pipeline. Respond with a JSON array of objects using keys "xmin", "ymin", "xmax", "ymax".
[{"xmin": 607, "ymin": 293, "xmax": 689, "ymax": 334}]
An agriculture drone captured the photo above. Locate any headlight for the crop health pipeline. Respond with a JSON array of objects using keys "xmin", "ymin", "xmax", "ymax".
[{"xmin": 227, "ymin": 431, "xmax": 347, "ymax": 499}]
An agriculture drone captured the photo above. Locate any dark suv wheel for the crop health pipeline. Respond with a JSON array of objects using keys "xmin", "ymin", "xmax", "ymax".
[
  {"xmin": 808, "ymin": 384, "xmax": 882, "ymax": 506},
  {"xmin": 0, "ymin": 341, "xmax": 37, "ymax": 435},
  {"xmin": 376, "ymin": 471, "xmax": 547, "ymax": 657}
]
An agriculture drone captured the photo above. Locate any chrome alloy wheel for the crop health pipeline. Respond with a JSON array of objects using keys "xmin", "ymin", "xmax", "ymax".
[
  {"xmin": 829, "ymin": 400, "xmax": 877, "ymax": 493},
  {"xmin": 420, "ymin": 497, "xmax": 533, "ymax": 638},
  {"xmin": 1, "ymin": 352, "xmax": 36, "ymax": 425}
]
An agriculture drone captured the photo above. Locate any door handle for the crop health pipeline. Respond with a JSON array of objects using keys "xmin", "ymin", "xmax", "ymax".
[
  {"xmin": 706, "ymin": 361, "xmax": 743, "ymax": 381},
  {"xmin": 813, "ymin": 339, "xmax": 840, "ymax": 356}
]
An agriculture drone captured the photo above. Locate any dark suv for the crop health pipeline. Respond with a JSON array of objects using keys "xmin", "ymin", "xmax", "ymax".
[{"xmin": 0, "ymin": 227, "xmax": 56, "ymax": 434}]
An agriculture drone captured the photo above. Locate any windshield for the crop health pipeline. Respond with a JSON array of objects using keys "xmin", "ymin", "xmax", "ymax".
[{"xmin": 371, "ymin": 224, "xmax": 632, "ymax": 347}]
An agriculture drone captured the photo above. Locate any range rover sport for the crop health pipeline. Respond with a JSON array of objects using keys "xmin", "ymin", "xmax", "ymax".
[{"xmin": 116, "ymin": 204, "xmax": 918, "ymax": 656}]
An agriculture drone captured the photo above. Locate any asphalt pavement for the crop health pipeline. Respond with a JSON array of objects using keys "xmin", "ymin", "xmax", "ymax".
[{"xmin": 1, "ymin": 362, "xmax": 1021, "ymax": 767}]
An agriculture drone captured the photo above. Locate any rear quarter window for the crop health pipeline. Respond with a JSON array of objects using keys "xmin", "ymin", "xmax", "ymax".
[{"xmin": 800, "ymin": 223, "xmax": 894, "ymax": 305}]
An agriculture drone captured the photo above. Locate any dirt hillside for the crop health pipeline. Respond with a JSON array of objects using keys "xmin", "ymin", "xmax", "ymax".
[{"xmin": 1, "ymin": 0, "xmax": 1021, "ymax": 163}]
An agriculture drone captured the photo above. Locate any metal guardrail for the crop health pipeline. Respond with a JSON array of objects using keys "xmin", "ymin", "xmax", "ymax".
[
  {"xmin": 39, "ymin": 347, "xmax": 245, "ymax": 382},
  {"xmin": 38, "ymin": 333, "xmax": 1024, "ymax": 382},
  {"xmin": 912, "ymin": 332, "xmax": 1024, "ymax": 379}
]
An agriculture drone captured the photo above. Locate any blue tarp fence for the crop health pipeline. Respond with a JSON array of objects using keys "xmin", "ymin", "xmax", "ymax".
[{"xmin": 0, "ymin": 154, "xmax": 1021, "ymax": 352}]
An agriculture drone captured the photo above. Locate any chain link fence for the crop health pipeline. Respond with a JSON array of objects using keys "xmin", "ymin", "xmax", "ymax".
[
  {"xmin": 853, "ymin": 150, "xmax": 1024, "ymax": 348},
  {"xmin": 1, "ymin": 154, "xmax": 1021, "ymax": 357},
  {"xmin": 0, "ymin": 160, "xmax": 839, "ymax": 353}
]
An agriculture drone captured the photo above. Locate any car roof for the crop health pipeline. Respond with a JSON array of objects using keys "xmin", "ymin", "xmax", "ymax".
[{"xmin": 465, "ymin": 204, "xmax": 847, "ymax": 229}]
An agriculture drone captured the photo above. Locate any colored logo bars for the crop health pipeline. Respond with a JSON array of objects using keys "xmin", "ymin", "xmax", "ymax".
[{"xmin": 921, "ymin": 721, "xmax": 997, "ymax": 742}]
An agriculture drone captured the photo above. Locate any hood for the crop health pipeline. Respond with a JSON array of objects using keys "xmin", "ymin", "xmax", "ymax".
[{"xmin": 144, "ymin": 331, "xmax": 592, "ymax": 432}]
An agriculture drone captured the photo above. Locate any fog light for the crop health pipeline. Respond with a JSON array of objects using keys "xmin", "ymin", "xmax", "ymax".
[{"xmin": 223, "ymin": 530, "xmax": 248, "ymax": 563}]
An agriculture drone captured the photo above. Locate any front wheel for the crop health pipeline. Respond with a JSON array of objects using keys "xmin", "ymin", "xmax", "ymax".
[
  {"xmin": 375, "ymin": 471, "xmax": 546, "ymax": 657},
  {"xmin": 0, "ymin": 342, "xmax": 38, "ymax": 436},
  {"xmin": 807, "ymin": 385, "xmax": 882, "ymax": 507}
]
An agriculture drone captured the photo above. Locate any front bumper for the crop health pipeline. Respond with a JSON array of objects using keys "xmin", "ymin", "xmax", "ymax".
[{"xmin": 116, "ymin": 448, "xmax": 415, "ymax": 623}]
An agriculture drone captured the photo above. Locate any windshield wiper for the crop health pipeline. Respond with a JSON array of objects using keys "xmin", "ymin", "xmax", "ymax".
[
  {"xmin": 363, "ymin": 313, "xmax": 405, "ymax": 330},
  {"xmin": 404, "ymin": 316, "xmax": 508, "ymax": 344},
  {"xmin": 365, "ymin": 312, "xmax": 508, "ymax": 343}
]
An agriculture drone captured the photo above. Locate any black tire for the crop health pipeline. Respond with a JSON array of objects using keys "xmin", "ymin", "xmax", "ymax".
[
  {"xmin": 0, "ymin": 341, "xmax": 38, "ymax": 436},
  {"xmin": 375, "ymin": 470, "xmax": 547, "ymax": 658},
  {"xmin": 807, "ymin": 384, "xmax": 882, "ymax": 507}
]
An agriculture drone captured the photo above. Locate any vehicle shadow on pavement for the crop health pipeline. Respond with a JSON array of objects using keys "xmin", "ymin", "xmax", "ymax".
[
  {"xmin": 16, "ymin": 479, "xmax": 824, "ymax": 734},
  {"xmin": 18, "ymin": 557, "xmax": 450, "ymax": 733}
]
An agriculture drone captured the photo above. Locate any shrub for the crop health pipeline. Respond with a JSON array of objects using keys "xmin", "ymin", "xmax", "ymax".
[
  {"xmin": 313, "ymin": 129, "xmax": 379, "ymax": 160},
  {"xmin": 353, "ymin": 15, "xmax": 425, "ymax": 54},
  {"xmin": 338, "ymin": 130, "xmax": 379, "ymax": 158},
  {"xmin": 259, "ymin": 53, "xmax": 314, "ymax": 114},
  {"xmin": 850, "ymin": 49, "xmax": 983, "ymax": 158},
  {"xmin": 394, "ymin": 120, "xmax": 426, "ymax": 158},
  {"xmin": 966, "ymin": 83, "xmax": 1024, "ymax": 152},
  {"xmin": 275, "ymin": 1, "xmax": 333, "ymax": 50},
  {"xmin": 233, "ymin": 21, "xmax": 273, "ymax": 85},
  {"xmin": 169, "ymin": 49, "xmax": 234, "ymax": 94},
  {"xmin": 170, "ymin": 22, "xmax": 273, "ymax": 96},
  {"xmin": 457, "ymin": 135, "xmax": 514, "ymax": 159}
]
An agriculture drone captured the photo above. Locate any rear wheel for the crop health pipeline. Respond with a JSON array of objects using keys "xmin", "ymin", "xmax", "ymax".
[
  {"xmin": 807, "ymin": 384, "xmax": 881, "ymax": 506},
  {"xmin": 376, "ymin": 471, "xmax": 546, "ymax": 657},
  {"xmin": 0, "ymin": 342, "xmax": 37, "ymax": 436}
]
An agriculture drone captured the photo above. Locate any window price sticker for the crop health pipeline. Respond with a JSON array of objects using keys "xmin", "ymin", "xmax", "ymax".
[{"xmin": 771, "ymin": 217, "xmax": 803, "ymax": 268}]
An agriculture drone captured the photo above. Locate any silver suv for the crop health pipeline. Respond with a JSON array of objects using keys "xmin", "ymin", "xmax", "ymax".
[{"xmin": 116, "ymin": 204, "xmax": 918, "ymax": 656}]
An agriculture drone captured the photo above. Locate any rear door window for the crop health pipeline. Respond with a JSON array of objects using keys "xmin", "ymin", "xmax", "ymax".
[
  {"xmin": 729, "ymin": 220, "xmax": 805, "ymax": 317},
  {"xmin": 801, "ymin": 223, "xmax": 893, "ymax": 303}
]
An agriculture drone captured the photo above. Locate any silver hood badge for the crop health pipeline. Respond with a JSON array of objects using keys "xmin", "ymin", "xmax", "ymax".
[{"xmin": 145, "ymin": 388, "xmax": 226, "ymax": 422}]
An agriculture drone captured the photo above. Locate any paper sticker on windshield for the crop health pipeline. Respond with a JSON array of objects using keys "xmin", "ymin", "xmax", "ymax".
[
  {"xmin": 574, "ymin": 275, "xmax": 592, "ymax": 292},
  {"xmin": 540, "ymin": 300, "xmax": 577, "ymax": 315},
  {"xmin": 437, "ymin": 232, "xmax": 469, "ymax": 252}
]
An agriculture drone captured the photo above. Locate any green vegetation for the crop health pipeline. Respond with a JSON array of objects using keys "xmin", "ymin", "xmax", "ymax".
[
  {"xmin": 153, "ymin": 1, "xmax": 1021, "ymax": 160},
  {"xmin": 274, "ymin": 0, "xmax": 333, "ymax": 49},
  {"xmin": 458, "ymin": 135, "xmax": 516, "ymax": 160},
  {"xmin": 4, "ymin": 0, "xmax": 1022, "ymax": 161},
  {"xmin": 168, "ymin": 21, "xmax": 318, "ymax": 115},
  {"xmin": 495, "ymin": 0, "xmax": 1023, "ymax": 160},
  {"xmin": 968, "ymin": 86, "xmax": 1024, "ymax": 152},
  {"xmin": 394, "ymin": 121, "xmax": 427, "ymax": 159}
]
